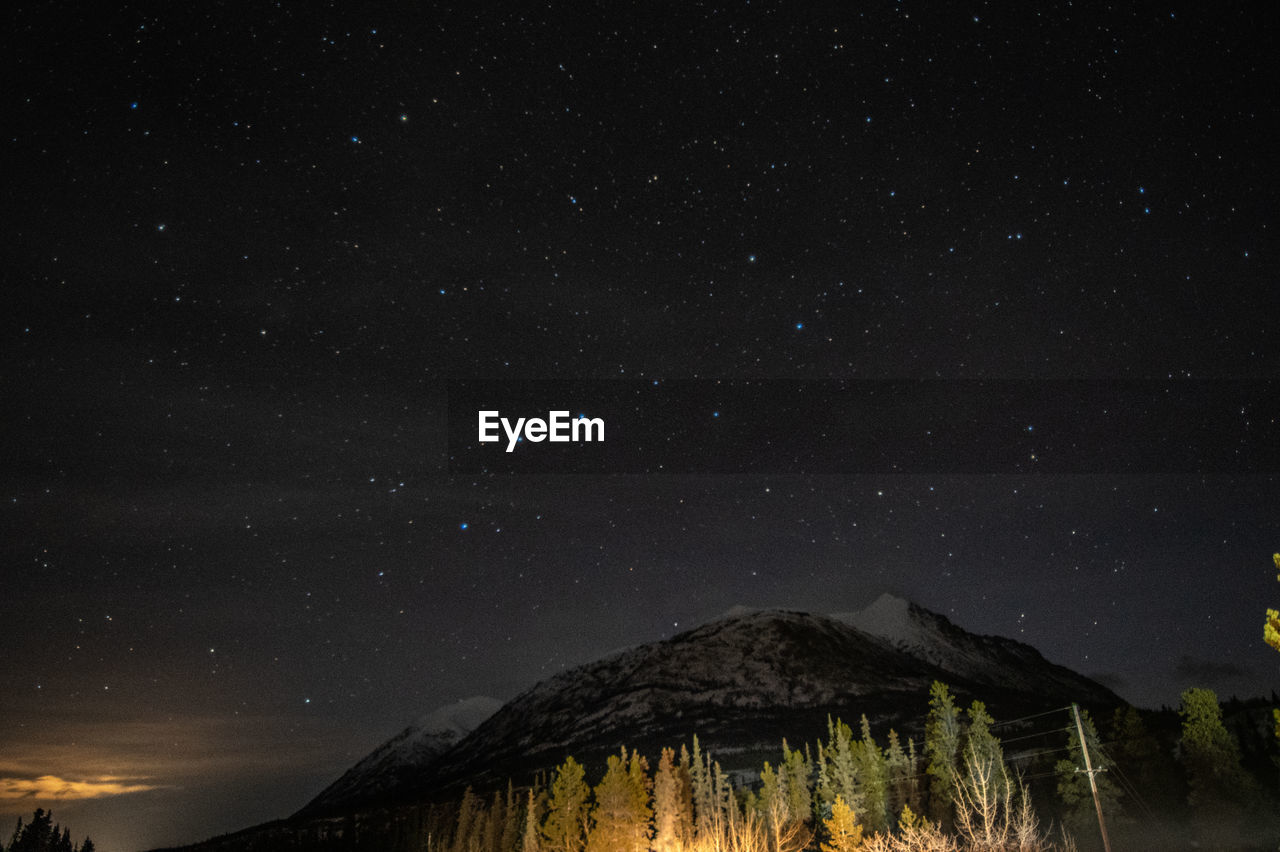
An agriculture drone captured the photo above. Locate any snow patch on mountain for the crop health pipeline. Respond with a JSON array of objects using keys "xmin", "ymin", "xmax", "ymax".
[
  {"xmin": 832, "ymin": 593, "xmax": 921, "ymax": 646},
  {"xmin": 412, "ymin": 695, "xmax": 504, "ymax": 739},
  {"xmin": 297, "ymin": 695, "xmax": 501, "ymax": 817}
]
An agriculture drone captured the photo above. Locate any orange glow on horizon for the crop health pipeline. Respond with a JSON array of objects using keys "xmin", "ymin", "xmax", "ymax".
[{"xmin": 0, "ymin": 774, "xmax": 159, "ymax": 801}]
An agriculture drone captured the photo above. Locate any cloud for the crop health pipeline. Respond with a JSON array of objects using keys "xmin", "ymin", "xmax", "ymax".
[
  {"xmin": 1086, "ymin": 671, "xmax": 1129, "ymax": 693},
  {"xmin": 0, "ymin": 775, "xmax": 158, "ymax": 802},
  {"xmin": 1173, "ymin": 655, "xmax": 1250, "ymax": 681}
]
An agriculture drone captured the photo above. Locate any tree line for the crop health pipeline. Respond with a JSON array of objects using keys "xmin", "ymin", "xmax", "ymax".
[
  {"xmin": 254, "ymin": 682, "xmax": 1275, "ymax": 852},
  {"xmin": 2, "ymin": 809, "xmax": 94, "ymax": 852},
  {"xmin": 155, "ymin": 682, "xmax": 1280, "ymax": 852}
]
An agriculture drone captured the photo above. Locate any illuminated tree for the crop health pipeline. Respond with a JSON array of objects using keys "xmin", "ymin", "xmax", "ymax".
[
  {"xmin": 820, "ymin": 795, "xmax": 863, "ymax": 852},
  {"xmin": 542, "ymin": 756, "xmax": 590, "ymax": 852},
  {"xmin": 587, "ymin": 750, "xmax": 650, "ymax": 852},
  {"xmin": 522, "ymin": 789, "xmax": 542, "ymax": 852},
  {"xmin": 1265, "ymin": 553, "xmax": 1280, "ymax": 654},
  {"xmin": 924, "ymin": 681, "xmax": 963, "ymax": 827}
]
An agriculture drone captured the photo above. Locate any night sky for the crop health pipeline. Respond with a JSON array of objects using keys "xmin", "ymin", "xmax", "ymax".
[{"xmin": 3, "ymin": 3, "xmax": 1277, "ymax": 850}]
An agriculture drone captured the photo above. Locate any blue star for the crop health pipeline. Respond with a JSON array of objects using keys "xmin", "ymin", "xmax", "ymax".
[
  {"xmin": 795, "ymin": 322, "xmax": 804, "ymax": 330},
  {"xmin": 130, "ymin": 101, "xmax": 139, "ymax": 110},
  {"xmin": 459, "ymin": 522, "xmax": 469, "ymax": 531}
]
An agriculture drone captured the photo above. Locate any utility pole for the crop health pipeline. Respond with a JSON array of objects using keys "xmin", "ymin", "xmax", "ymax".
[{"xmin": 1073, "ymin": 703, "xmax": 1113, "ymax": 852}]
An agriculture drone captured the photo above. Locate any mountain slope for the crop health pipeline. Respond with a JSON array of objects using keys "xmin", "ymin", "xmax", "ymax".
[
  {"xmin": 299, "ymin": 597, "xmax": 1120, "ymax": 817},
  {"xmin": 301, "ymin": 695, "xmax": 501, "ymax": 816}
]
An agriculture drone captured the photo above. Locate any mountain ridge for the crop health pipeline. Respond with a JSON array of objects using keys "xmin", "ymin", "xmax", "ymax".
[{"xmin": 297, "ymin": 596, "xmax": 1121, "ymax": 819}]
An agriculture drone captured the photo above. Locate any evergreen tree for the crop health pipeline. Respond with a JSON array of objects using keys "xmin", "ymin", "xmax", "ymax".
[
  {"xmin": 522, "ymin": 789, "xmax": 541, "ymax": 852},
  {"xmin": 652, "ymin": 747, "xmax": 681, "ymax": 852},
  {"xmin": 1055, "ymin": 707, "xmax": 1123, "ymax": 848},
  {"xmin": 1264, "ymin": 553, "xmax": 1280, "ymax": 653},
  {"xmin": 962, "ymin": 700, "xmax": 1008, "ymax": 802},
  {"xmin": 78, "ymin": 840, "xmax": 95, "ymax": 852},
  {"xmin": 626, "ymin": 748, "xmax": 652, "ymax": 851},
  {"xmin": 855, "ymin": 715, "xmax": 888, "ymax": 835},
  {"xmin": 542, "ymin": 756, "xmax": 590, "ymax": 852},
  {"xmin": 500, "ymin": 781, "xmax": 522, "ymax": 852},
  {"xmin": 1178, "ymin": 687, "xmax": 1255, "ymax": 815},
  {"xmin": 884, "ymin": 729, "xmax": 909, "ymax": 821},
  {"xmin": 781, "ymin": 739, "xmax": 812, "ymax": 826},
  {"xmin": 454, "ymin": 787, "xmax": 481, "ymax": 852},
  {"xmin": 587, "ymin": 749, "xmax": 650, "ymax": 852},
  {"xmin": 820, "ymin": 796, "xmax": 863, "ymax": 852},
  {"xmin": 13, "ymin": 809, "xmax": 53, "ymax": 852},
  {"xmin": 904, "ymin": 737, "xmax": 922, "ymax": 815},
  {"xmin": 924, "ymin": 681, "xmax": 963, "ymax": 827},
  {"xmin": 673, "ymin": 744, "xmax": 696, "ymax": 850},
  {"xmin": 481, "ymin": 789, "xmax": 505, "ymax": 852},
  {"xmin": 823, "ymin": 717, "xmax": 860, "ymax": 818},
  {"xmin": 689, "ymin": 735, "xmax": 714, "ymax": 841}
]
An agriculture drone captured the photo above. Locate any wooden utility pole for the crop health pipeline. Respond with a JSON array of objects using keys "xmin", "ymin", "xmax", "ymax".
[{"xmin": 1072, "ymin": 703, "xmax": 1113, "ymax": 852}]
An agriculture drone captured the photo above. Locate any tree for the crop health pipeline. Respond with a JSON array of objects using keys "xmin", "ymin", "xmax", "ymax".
[
  {"xmin": 1055, "ymin": 706, "xmax": 1122, "ymax": 848},
  {"xmin": 1266, "ymin": 553, "xmax": 1280, "ymax": 750},
  {"xmin": 500, "ymin": 782, "xmax": 522, "ymax": 852},
  {"xmin": 1178, "ymin": 687, "xmax": 1255, "ymax": 815},
  {"xmin": 820, "ymin": 795, "xmax": 863, "ymax": 852},
  {"xmin": 855, "ymin": 715, "xmax": 889, "ymax": 835},
  {"xmin": 78, "ymin": 841, "xmax": 95, "ymax": 852},
  {"xmin": 587, "ymin": 750, "xmax": 650, "ymax": 852},
  {"xmin": 653, "ymin": 748, "xmax": 681, "ymax": 852},
  {"xmin": 924, "ymin": 681, "xmax": 963, "ymax": 828},
  {"xmin": 781, "ymin": 739, "xmax": 812, "ymax": 827},
  {"xmin": 542, "ymin": 756, "xmax": 590, "ymax": 852},
  {"xmin": 821, "ymin": 717, "xmax": 860, "ymax": 819},
  {"xmin": 1265, "ymin": 553, "xmax": 1280, "ymax": 653},
  {"xmin": 522, "ymin": 789, "xmax": 541, "ymax": 852}
]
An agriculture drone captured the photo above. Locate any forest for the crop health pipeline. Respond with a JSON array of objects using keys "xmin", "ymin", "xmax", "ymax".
[{"xmin": 161, "ymin": 683, "xmax": 1280, "ymax": 852}]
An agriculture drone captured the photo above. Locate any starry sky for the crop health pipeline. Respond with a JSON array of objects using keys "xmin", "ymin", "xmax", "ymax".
[{"xmin": 3, "ymin": 3, "xmax": 1277, "ymax": 850}]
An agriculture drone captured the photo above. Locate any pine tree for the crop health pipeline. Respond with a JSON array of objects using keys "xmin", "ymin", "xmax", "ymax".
[
  {"xmin": 542, "ymin": 756, "xmax": 590, "ymax": 852},
  {"xmin": 855, "ymin": 715, "xmax": 888, "ymax": 835},
  {"xmin": 1264, "ymin": 553, "xmax": 1280, "ymax": 653},
  {"xmin": 824, "ymin": 717, "xmax": 860, "ymax": 818},
  {"xmin": 1055, "ymin": 707, "xmax": 1123, "ymax": 847},
  {"xmin": 587, "ymin": 749, "xmax": 651, "ymax": 852},
  {"xmin": 500, "ymin": 781, "xmax": 521, "ymax": 852},
  {"xmin": 522, "ymin": 789, "xmax": 541, "ymax": 852},
  {"xmin": 962, "ymin": 700, "xmax": 1007, "ymax": 802},
  {"xmin": 924, "ymin": 681, "xmax": 963, "ymax": 827},
  {"xmin": 481, "ymin": 789, "xmax": 505, "ymax": 852},
  {"xmin": 653, "ymin": 747, "xmax": 681, "ymax": 852},
  {"xmin": 454, "ymin": 787, "xmax": 481, "ymax": 852},
  {"xmin": 820, "ymin": 796, "xmax": 863, "ymax": 852},
  {"xmin": 674, "ymin": 744, "xmax": 696, "ymax": 850},
  {"xmin": 625, "ymin": 749, "xmax": 653, "ymax": 852},
  {"xmin": 1178, "ymin": 687, "xmax": 1255, "ymax": 815},
  {"xmin": 782, "ymin": 739, "xmax": 812, "ymax": 826},
  {"xmin": 78, "ymin": 837, "xmax": 95, "ymax": 852},
  {"xmin": 884, "ymin": 729, "xmax": 909, "ymax": 822}
]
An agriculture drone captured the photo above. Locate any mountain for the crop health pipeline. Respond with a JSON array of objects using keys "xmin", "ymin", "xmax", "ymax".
[
  {"xmin": 297, "ymin": 596, "xmax": 1120, "ymax": 818},
  {"xmin": 301, "ymin": 695, "xmax": 502, "ymax": 817}
]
